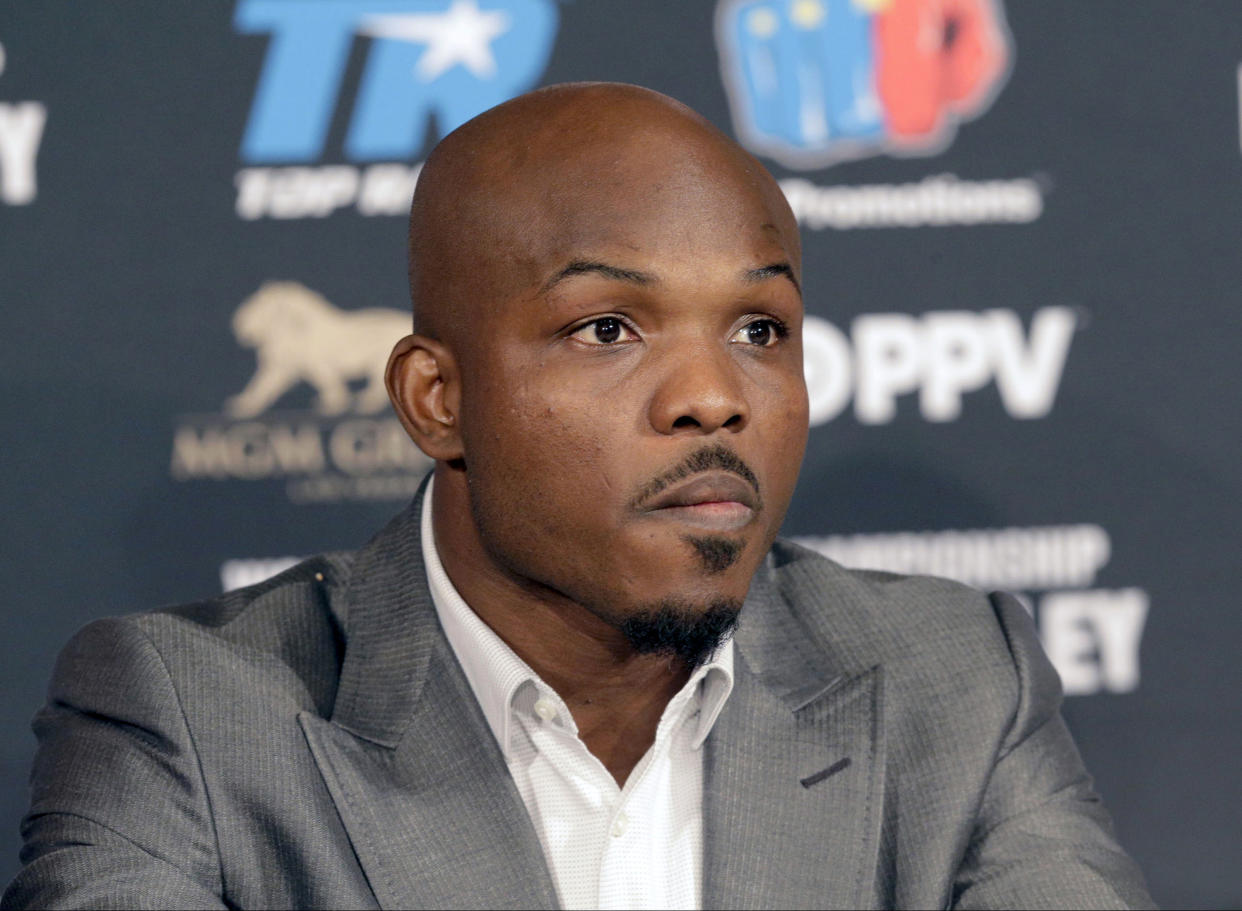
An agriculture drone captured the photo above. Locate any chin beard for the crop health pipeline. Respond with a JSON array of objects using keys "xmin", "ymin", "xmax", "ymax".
[{"xmin": 618, "ymin": 598, "xmax": 742, "ymax": 670}]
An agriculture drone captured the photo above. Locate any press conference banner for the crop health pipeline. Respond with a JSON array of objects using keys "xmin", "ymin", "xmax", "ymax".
[{"xmin": 1, "ymin": 2, "xmax": 1239, "ymax": 905}]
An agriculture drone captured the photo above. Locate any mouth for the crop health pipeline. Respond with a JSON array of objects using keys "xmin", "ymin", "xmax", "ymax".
[{"xmin": 641, "ymin": 471, "xmax": 759, "ymax": 532}]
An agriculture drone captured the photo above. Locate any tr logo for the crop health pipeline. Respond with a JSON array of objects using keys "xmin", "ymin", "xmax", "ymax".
[
  {"xmin": 226, "ymin": 282, "xmax": 409, "ymax": 417},
  {"xmin": 716, "ymin": 0, "xmax": 1011, "ymax": 169},
  {"xmin": 235, "ymin": 0, "xmax": 559, "ymax": 163}
]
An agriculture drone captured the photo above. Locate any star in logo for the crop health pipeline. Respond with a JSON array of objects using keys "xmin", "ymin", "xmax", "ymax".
[{"xmin": 362, "ymin": 0, "xmax": 512, "ymax": 82}]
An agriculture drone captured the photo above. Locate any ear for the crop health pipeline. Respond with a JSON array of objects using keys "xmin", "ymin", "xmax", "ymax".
[{"xmin": 386, "ymin": 334, "xmax": 464, "ymax": 462}]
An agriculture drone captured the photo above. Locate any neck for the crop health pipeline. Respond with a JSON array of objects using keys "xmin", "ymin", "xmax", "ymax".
[{"xmin": 430, "ymin": 467, "xmax": 692, "ymax": 784}]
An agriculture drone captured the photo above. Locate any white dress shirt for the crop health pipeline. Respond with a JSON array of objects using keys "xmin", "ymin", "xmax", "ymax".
[{"xmin": 420, "ymin": 478, "xmax": 734, "ymax": 911}]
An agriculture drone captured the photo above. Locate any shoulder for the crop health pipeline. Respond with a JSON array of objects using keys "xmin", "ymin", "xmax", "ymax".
[
  {"xmin": 767, "ymin": 535, "xmax": 1015, "ymax": 645},
  {"xmin": 765, "ymin": 537, "xmax": 1050, "ymax": 723},
  {"xmin": 56, "ymin": 551, "xmax": 357, "ymax": 722}
]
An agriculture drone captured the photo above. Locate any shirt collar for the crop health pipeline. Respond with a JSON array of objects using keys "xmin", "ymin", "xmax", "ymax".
[
  {"xmin": 689, "ymin": 641, "xmax": 734, "ymax": 749},
  {"xmin": 422, "ymin": 475, "xmax": 539, "ymax": 759},
  {"xmin": 421, "ymin": 475, "xmax": 735, "ymax": 758}
]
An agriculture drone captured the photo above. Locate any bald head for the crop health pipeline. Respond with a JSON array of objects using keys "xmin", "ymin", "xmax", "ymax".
[{"xmin": 406, "ymin": 82, "xmax": 799, "ymax": 343}]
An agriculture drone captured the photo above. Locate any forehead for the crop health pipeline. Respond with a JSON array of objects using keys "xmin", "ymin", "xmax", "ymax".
[{"xmin": 512, "ymin": 134, "xmax": 797, "ymax": 278}]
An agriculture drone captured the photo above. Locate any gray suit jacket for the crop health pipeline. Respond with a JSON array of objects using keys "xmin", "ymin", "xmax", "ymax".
[{"xmin": 4, "ymin": 489, "xmax": 1154, "ymax": 910}]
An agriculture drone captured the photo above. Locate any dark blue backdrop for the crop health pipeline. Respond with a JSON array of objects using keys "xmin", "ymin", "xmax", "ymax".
[{"xmin": 2, "ymin": 2, "xmax": 1239, "ymax": 905}]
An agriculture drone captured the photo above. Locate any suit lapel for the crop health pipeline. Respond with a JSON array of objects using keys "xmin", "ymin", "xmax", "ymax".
[
  {"xmin": 302, "ymin": 481, "xmax": 558, "ymax": 910},
  {"xmin": 704, "ymin": 568, "xmax": 887, "ymax": 910},
  {"xmin": 299, "ymin": 652, "xmax": 558, "ymax": 910}
]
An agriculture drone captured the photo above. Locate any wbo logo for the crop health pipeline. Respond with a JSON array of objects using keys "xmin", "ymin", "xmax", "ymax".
[
  {"xmin": 235, "ymin": 0, "xmax": 559, "ymax": 164},
  {"xmin": 716, "ymin": 0, "xmax": 1012, "ymax": 169}
]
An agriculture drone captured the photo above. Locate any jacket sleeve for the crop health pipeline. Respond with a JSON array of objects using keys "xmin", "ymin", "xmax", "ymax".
[
  {"xmin": 2, "ymin": 618, "xmax": 227, "ymax": 910},
  {"xmin": 950, "ymin": 592, "xmax": 1157, "ymax": 910}
]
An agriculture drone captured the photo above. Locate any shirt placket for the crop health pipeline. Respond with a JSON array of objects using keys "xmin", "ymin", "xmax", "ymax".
[
  {"xmin": 596, "ymin": 686, "xmax": 703, "ymax": 911},
  {"xmin": 516, "ymin": 685, "xmax": 621, "ymax": 910}
]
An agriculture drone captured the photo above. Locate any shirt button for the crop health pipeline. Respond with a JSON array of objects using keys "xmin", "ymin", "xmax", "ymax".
[
  {"xmin": 610, "ymin": 812, "xmax": 629, "ymax": 838},
  {"xmin": 533, "ymin": 697, "xmax": 558, "ymax": 722}
]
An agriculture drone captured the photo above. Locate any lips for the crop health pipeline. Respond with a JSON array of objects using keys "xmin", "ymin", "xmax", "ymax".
[{"xmin": 642, "ymin": 471, "xmax": 759, "ymax": 531}]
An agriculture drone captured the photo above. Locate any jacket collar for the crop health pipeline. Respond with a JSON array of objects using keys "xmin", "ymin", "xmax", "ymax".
[{"xmin": 329, "ymin": 478, "xmax": 439, "ymax": 747}]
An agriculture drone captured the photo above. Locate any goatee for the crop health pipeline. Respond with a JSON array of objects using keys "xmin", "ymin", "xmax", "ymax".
[{"xmin": 618, "ymin": 598, "xmax": 741, "ymax": 669}]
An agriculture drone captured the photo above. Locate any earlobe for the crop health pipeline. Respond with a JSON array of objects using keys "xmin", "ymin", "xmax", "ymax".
[{"xmin": 385, "ymin": 334, "xmax": 464, "ymax": 461}]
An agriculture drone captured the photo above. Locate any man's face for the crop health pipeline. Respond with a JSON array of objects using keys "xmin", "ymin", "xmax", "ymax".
[{"xmin": 449, "ymin": 130, "xmax": 808, "ymax": 630}]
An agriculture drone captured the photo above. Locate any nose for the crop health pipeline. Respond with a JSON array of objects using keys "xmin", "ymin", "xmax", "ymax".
[{"xmin": 648, "ymin": 345, "xmax": 749, "ymax": 435}]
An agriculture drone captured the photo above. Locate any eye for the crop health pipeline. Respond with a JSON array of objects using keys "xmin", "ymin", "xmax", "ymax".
[
  {"xmin": 569, "ymin": 316, "xmax": 637, "ymax": 345},
  {"xmin": 731, "ymin": 318, "xmax": 786, "ymax": 347}
]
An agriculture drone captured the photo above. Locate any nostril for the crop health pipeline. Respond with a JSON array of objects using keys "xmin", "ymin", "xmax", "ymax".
[
  {"xmin": 672, "ymin": 415, "xmax": 700, "ymax": 429},
  {"xmin": 723, "ymin": 413, "xmax": 744, "ymax": 429}
]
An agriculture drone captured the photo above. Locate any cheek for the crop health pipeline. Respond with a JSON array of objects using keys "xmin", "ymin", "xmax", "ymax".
[
  {"xmin": 782, "ymin": 381, "xmax": 811, "ymax": 453},
  {"xmin": 750, "ymin": 358, "xmax": 808, "ymax": 427},
  {"xmin": 460, "ymin": 362, "xmax": 621, "ymax": 535},
  {"xmin": 458, "ymin": 367, "xmax": 654, "ymax": 605},
  {"xmin": 473, "ymin": 374, "xmax": 607, "ymax": 471},
  {"xmin": 751, "ymin": 369, "xmax": 809, "ymax": 500}
]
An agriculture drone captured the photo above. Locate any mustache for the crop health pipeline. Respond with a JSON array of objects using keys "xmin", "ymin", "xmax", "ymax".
[{"xmin": 629, "ymin": 443, "xmax": 761, "ymax": 511}]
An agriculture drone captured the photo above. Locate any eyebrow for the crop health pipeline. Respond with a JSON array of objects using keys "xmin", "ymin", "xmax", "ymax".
[
  {"xmin": 745, "ymin": 262, "xmax": 801, "ymax": 295},
  {"xmin": 542, "ymin": 260, "xmax": 656, "ymax": 292}
]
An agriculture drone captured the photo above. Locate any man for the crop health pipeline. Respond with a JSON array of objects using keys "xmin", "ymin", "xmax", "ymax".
[{"xmin": 4, "ymin": 83, "xmax": 1153, "ymax": 910}]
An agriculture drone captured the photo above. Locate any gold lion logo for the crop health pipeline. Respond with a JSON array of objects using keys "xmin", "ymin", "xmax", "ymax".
[{"xmin": 225, "ymin": 281, "xmax": 409, "ymax": 418}]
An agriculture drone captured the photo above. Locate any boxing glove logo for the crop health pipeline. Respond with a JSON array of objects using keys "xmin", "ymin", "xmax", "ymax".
[{"xmin": 716, "ymin": 0, "xmax": 1011, "ymax": 169}]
